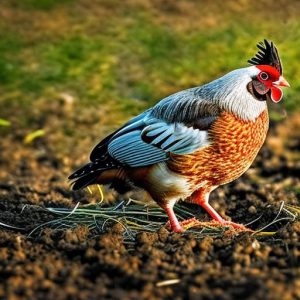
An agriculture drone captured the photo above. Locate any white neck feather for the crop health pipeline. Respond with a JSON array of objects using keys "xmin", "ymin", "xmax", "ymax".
[{"xmin": 204, "ymin": 67, "xmax": 267, "ymax": 121}]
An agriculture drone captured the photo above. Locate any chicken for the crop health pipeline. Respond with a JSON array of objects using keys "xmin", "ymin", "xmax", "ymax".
[{"xmin": 69, "ymin": 40, "xmax": 289, "ymax": 232}]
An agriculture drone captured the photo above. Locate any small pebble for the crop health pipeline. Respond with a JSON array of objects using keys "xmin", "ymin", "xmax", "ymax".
[{"xmin": 248, "ymin": 205, "xmax": 257, "ymax": 214}]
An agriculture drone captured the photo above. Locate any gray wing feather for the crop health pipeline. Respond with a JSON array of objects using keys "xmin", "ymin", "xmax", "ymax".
[
  {"xmin": 108, "ymin": 129, "xmax": 169, "ymax": 167},
  {"xmin": 106, "ymin": 87, "xmax": 219, "ymax": 167},
  {"xmin": 107, "ymin": 117, "xmax": 210, "ymax": 168},
  {"xmin": 150, "ymin": 87, "xmax": 220, "ymax": 123},
  {"xmin": 142, "ymin": 119, "xmax": 209, "ymax": 154}
]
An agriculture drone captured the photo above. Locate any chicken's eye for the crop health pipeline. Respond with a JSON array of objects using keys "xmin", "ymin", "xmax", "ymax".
[{"xmin": 259, "ymin": 72, "xmax": 269, "ymax": 81}]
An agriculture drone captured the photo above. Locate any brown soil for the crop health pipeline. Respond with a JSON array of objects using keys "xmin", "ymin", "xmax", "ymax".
[{"xmin": 0, "ymin": 113, "xmax": 299, "ymax": 300}]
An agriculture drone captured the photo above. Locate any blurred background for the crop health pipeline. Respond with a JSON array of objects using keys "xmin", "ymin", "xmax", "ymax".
[
  {"xmin": 0, "ymin": 2, "xmax": 299, "ymax": 299},
  {"xmin": 0, "ymin": 0, "xmax": 299, "ymax": 202}
]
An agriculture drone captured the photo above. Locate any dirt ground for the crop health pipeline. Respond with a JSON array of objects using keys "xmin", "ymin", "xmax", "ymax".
[{"xmin": 0, "ymin": 110, "xmax": 299, "ymax": 300}]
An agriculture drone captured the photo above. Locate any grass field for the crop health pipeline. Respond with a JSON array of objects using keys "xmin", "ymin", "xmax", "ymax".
[{"xmin": 1, "ymin": 0, "xmax": 299, "ymax": 128}]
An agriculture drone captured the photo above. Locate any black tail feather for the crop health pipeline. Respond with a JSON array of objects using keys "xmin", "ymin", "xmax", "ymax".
[
  {"xmin": 68, "ymin": 161, "xmax": 106, "ymax": 191},
  {"xmin": 68, "ymin": 162, "xmax": 95, "ymax": 180},
  {"xmin": 69, "ymin": 161, "xmax": 116, "ymax": 180},
  {"xmin": 68, "ymin": 157, "xmax": 120, "ymax": 190},
  {"xmin": 70, "ymin": 171, "xmax": 100, "ymax": 191}
]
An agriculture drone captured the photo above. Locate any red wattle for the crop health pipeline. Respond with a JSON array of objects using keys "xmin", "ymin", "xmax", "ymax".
[{"xmin": 271, "ymin": 86, "xmax": 283, "ymax": 103}]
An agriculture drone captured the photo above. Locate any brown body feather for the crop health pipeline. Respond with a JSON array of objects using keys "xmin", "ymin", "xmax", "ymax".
[{"xmin": 169, "ymin": 109, "xmax": 269, "ymax": 194}]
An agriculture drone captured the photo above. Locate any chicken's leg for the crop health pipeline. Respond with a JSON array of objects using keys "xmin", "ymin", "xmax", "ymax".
[
  {"xmin": 163, "ymin": 204, "xmax": 183, "ymax": 233},
  {"xmin": 192, "ymin": 189, "xmax": 248, "ymax": 230},
  {"xmin": 162, "ymin": 198, "xmax": 206, "ymax": 232}
]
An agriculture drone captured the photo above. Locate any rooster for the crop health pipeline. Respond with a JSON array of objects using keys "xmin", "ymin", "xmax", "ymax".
[{"xmin": 69, "ymin": 40, "xmax": 289, "ymax": 232}]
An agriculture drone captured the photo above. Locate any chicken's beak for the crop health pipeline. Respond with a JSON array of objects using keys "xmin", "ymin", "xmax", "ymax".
[{"xmin": 273, "ymin": 76, "xmax": 290, "ymax": 87}]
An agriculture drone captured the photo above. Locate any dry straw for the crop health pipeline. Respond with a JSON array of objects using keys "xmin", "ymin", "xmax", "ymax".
[{"xmin": 26, "ymin": 185, "xmax": 299, "ymax": 239}]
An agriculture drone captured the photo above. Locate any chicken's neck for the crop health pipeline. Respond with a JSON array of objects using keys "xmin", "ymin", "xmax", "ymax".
[{"xmin": 200, "ymin": 68, "xmax": 267, "ymax": 122}]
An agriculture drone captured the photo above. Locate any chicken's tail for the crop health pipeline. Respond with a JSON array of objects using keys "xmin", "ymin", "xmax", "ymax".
[{"xmin": 68, "ymin": 159, "xmax": 119, "ymax": 191}]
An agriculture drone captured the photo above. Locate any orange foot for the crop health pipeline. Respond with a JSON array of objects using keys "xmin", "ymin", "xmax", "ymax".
[
  {"xmin": 194, "ymin": 220, "xmax": 253, "ymax": 232},
  {"xmin": 165, "ymin": 217, "xmax": 202, "ymax": 232},
  {"xmin": 166, "ymin": 218, "xmax": 253, "ymax": 233}
]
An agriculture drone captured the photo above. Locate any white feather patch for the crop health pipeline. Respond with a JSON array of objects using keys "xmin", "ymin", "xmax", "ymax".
[{"xmin": 147, "ymin": 163, "xmax": 193, "ymax": 202}]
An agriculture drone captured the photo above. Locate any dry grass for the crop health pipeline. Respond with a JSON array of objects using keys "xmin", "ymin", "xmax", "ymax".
[{"xmin": 26, "ymin": 193, "xmax": 299, "ymax": 240}]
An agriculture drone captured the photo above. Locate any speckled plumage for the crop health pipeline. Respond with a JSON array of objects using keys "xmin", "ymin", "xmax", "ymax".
[{"xmin": 170, "ymin": 109, "xmax": 269, "ymax": 187}]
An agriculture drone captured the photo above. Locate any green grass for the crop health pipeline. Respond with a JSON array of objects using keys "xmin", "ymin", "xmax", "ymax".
[
  {"xmin": 19, "ymin": 0, "xmax": 74, "ymax": 10},
  {"xmin": 1, "ymin": 1, "xmax": 300, "ymax": 128}
]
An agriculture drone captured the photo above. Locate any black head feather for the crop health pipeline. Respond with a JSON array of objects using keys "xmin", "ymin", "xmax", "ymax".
[{"xmin": 248, "ymin": 39, "xmax": 282, "ymax": 75}]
